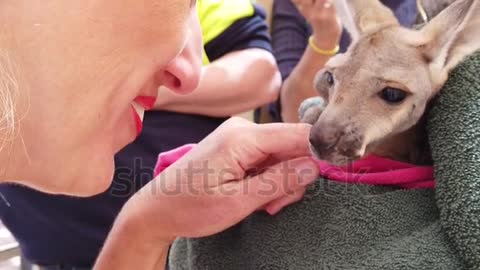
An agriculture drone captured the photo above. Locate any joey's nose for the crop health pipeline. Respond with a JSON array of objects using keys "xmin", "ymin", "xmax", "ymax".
[
  {"xmin": 309, "ymin": 132, "xmax": 338, "ymax": 157},
  {"xmin": 309, "ymin": 127, "xmax": 343, "ymax": 158}
]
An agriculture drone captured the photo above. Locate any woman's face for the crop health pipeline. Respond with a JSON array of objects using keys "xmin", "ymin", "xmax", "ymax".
[{"xmin": 0, "ymin": 0, "xmax": 202, "ymax": 195}]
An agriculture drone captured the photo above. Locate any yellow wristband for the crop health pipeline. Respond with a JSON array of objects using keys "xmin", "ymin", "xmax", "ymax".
[{"xmin": 308, "ymin": 36, "xmax": 339, "ymax": 56}]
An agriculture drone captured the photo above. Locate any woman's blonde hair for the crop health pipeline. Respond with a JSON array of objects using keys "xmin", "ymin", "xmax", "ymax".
[{"xmin": 0, "ymin": 49, "xmax": 18, "ymax": 152}]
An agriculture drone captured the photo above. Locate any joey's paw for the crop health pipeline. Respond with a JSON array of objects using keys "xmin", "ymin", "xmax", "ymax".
[{"xmin": 299, "ymin": 97, "xmax": 326, "ymax": 124}]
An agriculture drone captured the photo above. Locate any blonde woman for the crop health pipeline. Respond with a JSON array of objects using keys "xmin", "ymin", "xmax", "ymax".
[{"xmin": 0, "ymin": 1, "xmax": 319, "ymax": 269}]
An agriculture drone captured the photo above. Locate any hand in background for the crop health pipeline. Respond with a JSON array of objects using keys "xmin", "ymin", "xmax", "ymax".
[{"xmin": 292, "ymin": 0, "xmax": 342, "ymax": 49}]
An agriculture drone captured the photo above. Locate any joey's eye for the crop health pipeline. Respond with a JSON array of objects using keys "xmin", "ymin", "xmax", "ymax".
[
  {"xmin": 324, "ymin": 71, "xmax": 334, "ymax": 86},
  {"xmin": 379, "ymin": 87, "xmax": 407, "ymax": 103}
]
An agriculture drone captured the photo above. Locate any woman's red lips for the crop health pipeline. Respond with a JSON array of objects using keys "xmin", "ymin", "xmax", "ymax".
[
  {"xmin": 134, "ymin": 96, "xmax": 157, "ymax": 110},
  {"xmin": 131, "ymin": 106, "xmax": 143, "ymax": 136}
]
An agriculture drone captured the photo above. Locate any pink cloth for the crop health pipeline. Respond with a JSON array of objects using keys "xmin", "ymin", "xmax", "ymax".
[
  {"xmin": 316, "ymin": 155, "xmax": 435, "ymax": 189},
  {"xmin": 153, "ymin": 144, "xmax": 196, "ymax": 176},
  {"xmin": 154, "ymin": 144, "xmax": 435, "ymax": 189}
]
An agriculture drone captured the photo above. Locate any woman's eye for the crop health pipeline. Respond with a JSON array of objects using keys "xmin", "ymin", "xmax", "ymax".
[
  {"xmin": 324, "ymin": 71, "xmax": 334, "ymax": 86},
  {"xmin": 379, "ymin": 87, "xmax": 407, "ymax": 104}
]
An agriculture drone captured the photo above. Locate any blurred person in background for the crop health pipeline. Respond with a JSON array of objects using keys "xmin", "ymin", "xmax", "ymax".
[
  {"xmin": 269, "ymin": 0, "xmax": 419, "ymax": 122},
  {"xmin": 0, "ymin": 0, "xmax": 280, "ymax": 269}
]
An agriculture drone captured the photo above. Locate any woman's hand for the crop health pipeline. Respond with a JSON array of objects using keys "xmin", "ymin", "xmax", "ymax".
[
  {"xmin": 95, "ymin": 117, "xmax": 319, "ymax": 270},
  {"xmin": 125, "ymin": 117, "xmax": 318, "ymax": 240},
  {"xmin": 292, "ymin": 0, "xmax": 342, "ymax": 49}
]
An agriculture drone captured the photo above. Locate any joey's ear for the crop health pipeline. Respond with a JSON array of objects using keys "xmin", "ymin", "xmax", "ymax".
[
  {"xmin": 420, "ymin": 0, "xmax": 480, "ymax": 87},
  {"xmin": 334, "ymin": 0, "xmax": 399, "ymax": 41}
]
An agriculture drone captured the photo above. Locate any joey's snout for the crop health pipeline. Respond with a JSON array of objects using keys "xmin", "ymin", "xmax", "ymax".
[
  {"xmin": 299, "ymin": 97, "xmax": 366, "ymax": 164},
  {"xmin": 309, "ymin": 121, "xmax": 365, "ymax": 165},
  {"xmin": 309, "ymin": 124, "xmax": 342, "ymax": 156}
]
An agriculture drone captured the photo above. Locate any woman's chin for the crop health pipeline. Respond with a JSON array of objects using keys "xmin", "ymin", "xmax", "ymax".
[
  {"xmin": 72, "ymin": 161, "xmax": 115, "ymax": 197},
  {"xmin": 39, "ymin": 157, "xmax": 115, "ymax": 197}
]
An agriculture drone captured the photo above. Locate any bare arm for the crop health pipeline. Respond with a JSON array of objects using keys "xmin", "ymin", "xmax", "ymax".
[
  {"xmin": 94, "ymin": 119, "xmax": 319, "ymax": 270},
  {"xmin": 278, "ymin": 0, "xmax": 342, "ymax": 123},
  {"xmin": 280, "ymin": 43, "xmax": 333, "ymax": 122},
  {"xmin": 94, "ymin": 214, "xmax": 170, "ymax": 270},
  {"xmin": 154, "ymin": 48, "xmax": 281, "ymax": 117}
]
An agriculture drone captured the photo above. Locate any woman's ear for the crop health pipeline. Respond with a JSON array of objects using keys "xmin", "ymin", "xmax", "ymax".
[{"xmin": 420, "ymin": 0, "xmax": 480, "ymax": 85}]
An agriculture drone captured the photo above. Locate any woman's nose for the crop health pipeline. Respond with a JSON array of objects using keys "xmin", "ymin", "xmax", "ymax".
[{"xmin": 161, "ymin": 13, "xmax": 202, "ymax": 95}]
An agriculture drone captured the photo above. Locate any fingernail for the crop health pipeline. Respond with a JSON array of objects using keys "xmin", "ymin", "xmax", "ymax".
[
  {"xmin": 295, "ymin": 159, "xmax": 319, "ymax": 187},
  {"xmin": 324, "ymin": 0, "xmax": 332, "ymax": 8},
  {"xmin": 266, "ymin": 205, "xmax": 280, "ymax": 216}
]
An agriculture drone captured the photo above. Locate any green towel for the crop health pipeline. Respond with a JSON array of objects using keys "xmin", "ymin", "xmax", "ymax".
[
  {"xmin": 169, "ymin": 51, "xmax": 480, "ymax": 270},
  {"xmin": 427, "ymin": 50, "xmax": 480, "ymax": 270}
]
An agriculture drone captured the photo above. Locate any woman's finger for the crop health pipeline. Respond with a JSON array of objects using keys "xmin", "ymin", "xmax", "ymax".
[
  {"xmin": 312, "ymin": 0, "xmax": 336, "ymax": 21},
  {"xmin": 313, "ymin": 0, "xmax": 333, "ymax": 9},
  {"xmin": 233, "ymin": 123, "xmax": 313, "ymax": 171},
  {"xmin": 264, "ymin": 187, "xmax": 307, "ymax": 216},
  {"xmin": 254, "ymin": 123, "xmax": 312, "ymax": 157},
  {"xmin": 221, "ymin": 157, "xmax": 318, "ymax": 217}
]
